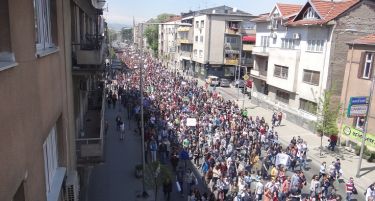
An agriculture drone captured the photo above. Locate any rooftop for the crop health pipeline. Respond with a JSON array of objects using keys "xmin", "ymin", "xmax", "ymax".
[{"xmin": 351, "ymin": 34, "xmax": 375, "ymax": 45}]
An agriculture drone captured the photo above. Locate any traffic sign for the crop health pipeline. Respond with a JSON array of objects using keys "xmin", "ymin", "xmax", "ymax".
[
  {"xmin": 243, "ymin": 74, "xmax": 249, "ymax": 81},
  {"xmin": 347, "ymin": 96, "xmax": 369, "ymax": 117}
]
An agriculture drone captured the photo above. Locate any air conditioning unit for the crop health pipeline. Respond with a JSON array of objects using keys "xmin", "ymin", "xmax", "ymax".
[
  {"xmin": 270, "ymin": 33, "xmax": 277, "ymax": 39},
  {"xmin": 267, "ymin": 25, "xmax": 273, "ymax": 30},
  {"xmin": 64, "ymin": 171, "xmax": 80, "ymax": 201},
  {"xmin": 293, "ymin": 33, "xmax": 301, "ymax": 40}
]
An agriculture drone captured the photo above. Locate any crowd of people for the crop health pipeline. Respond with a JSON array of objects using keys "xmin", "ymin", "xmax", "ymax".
[{"xmin": 103, "ymin": 47, "xmax": 374, "ymax": 201}]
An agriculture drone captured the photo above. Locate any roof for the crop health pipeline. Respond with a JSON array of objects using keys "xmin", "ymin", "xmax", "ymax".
[
  {"xmin": 276, "ymin": 3, "xmax": 303, "ymax": 17},
  {"xmin": 289, "ymin": 0, "xmax": 360, "ymax": 26},
  {"xmin": 183, "ymin": 5, "xmax": 252, "ymax": 17},
  {"xmin": 351, "ymin": 34, "xmax": 375, "ymax": 45},
  {"xmin": 251, "ymin": 14, "xmax": 270, "ymax": 22},
  {"xmin": 165, "ymin": 16, "xmax": 181, "ymax": 23}
]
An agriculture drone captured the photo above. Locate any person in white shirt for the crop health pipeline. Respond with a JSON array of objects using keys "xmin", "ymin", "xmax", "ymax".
[
  {"xmin": 319, "ymin": 161, "xmax": 326, "ymax": 180},
  {"xmin": 366, "ymin": 183, "xmax": 375, "ymax": 201},
  {"xmin": 255, "ymin": 178, "xmax": 264, "ymax": 201}
]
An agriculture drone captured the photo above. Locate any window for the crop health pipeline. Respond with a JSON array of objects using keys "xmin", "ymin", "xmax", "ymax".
[
  {"xmin": 195, "ymin": 36, "xmax": 198, "ymax": 42},
  {"xmin": 0, "ymin": 0, "xmax": 16, "ymax": 68},
  {"xmin": 194, "ymin": 49, "xmax": 197, "ymax": 57},
  {"xmin": 34, "ymin": 0, "xmax": 57, "ymax": 51},
  {"xmin": 226, "ymin": 36, "xmax": 238, "ymax": 44},
  {"xmin": 271, "ymin": 18, "xmax": 279, "ymax": 29},
  {"xmin": 195, "ymin": 21, "xmax": 199, "ymax": 28},
  {"xmin": 303, "ymin": 7, "xmax": 319, "ymax": 19},
  {"xmin": 200, "ymin": 36, "xmax": 203, "ymax": 43},
  {"xmin": 274, "ymin": 65, "xmax": 288, "ymax": 79},
  {"xmin": 261, "ymin": 36, "xmax": 270, "ymax": 47},
  {"xmin": 199, "ymin": 50, "xmax": 203, "ymax": 58},
  {"xmin": 307, "ymin": 40, "xmax": 324, "ymax": 52},
  {"xmin": 355, "ymin": 116, "xmax": 366, "ymax": 131},
  {"xmin": 43, "ymin": 126, "xmax": 58, "ymax": 193},
  {"xmin": 299, "ymin": 99, "xmax": 317, "ymax": 114},
  {"xmin": 303, "ymin": 69, "xmax": 320, "ymax": 85},
  {"xmin": 276, "ymin": 90, "xmax": 290, "ymax": 104},
  {"xmin": 201, "ymin": 20, "xmax": 204, "ymax": 28},
  {"xmin": 281, "ymin": 38, "xmax": 295, "ymax": 49},
  {"xmin": 360, "ymin": 52, "xmax": 374, "ymax": 79}
]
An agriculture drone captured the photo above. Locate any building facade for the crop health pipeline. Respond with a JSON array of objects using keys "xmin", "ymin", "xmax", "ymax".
[
  {"xmin": 340, "ymin": 34, "xmax": 375, "ymax": 149},
  {"xmin": 0, "ymin": 0, "xmax": 107, "ymax": 200},
  {"xmin": 251, "ymin": 0, "xmax": 375, "ymax": 131},
  {"xmin": 158, "ymin": 17, "xmax": 181, "ymax": 70}
]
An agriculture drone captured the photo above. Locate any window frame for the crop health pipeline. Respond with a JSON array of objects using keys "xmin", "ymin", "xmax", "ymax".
[
  {"xmin": 34, "ymin": 0, "xmax": 55, "ymax": 51},
  {"xmin": 306, "ymin": 40, "xmax": 324, "ymax": 53},
  {"xmin": 299, "ymin": 98, "xmax": 317, "ymax": 114},
  {"xmin": 302, "ymin": 69, "xmax": 320, "ymax": 85},
  {"xmin": 362, "ymin": 53, "xmax": 374, "ymax": 79},
  {"xmin": 276, "ymin": 90, "xmax": 290, "ymax": 104},
  {"xmin": 273, "ymin": 65, "xmax": 289, "ymax": 79},
  {"xmin": 43, "ymin": 126, "xmax": 58, "ymax": 193},
  {"xmin": 200, "ymin": 20, "xmax": 204, "ymax": 28}
]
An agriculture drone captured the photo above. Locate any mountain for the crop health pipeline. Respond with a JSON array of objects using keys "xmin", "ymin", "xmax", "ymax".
[{"xmin": 108, "ymin": 23, "xmax": 131, "ymax": 31}]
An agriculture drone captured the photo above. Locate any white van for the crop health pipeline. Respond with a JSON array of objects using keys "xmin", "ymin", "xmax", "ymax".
[{"xmin": 205, "ymin": 75, "xmax": 220, "ymax": 86}]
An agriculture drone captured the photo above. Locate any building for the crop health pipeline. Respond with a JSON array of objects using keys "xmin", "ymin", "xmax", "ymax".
[
  {"xmin": 340, "ymin": 34, "xmax": 375, "ymax": 149},
  {"xmin": 158, "ymin": 16, "xmax": 181, "ymax": 70},
  {"xmin": 0, "ymin": 0, "xmax": 108, "ymax": 200},
  {"xmin": 177, "ymin": 14, "xmax": 194, "ymax": 74},
  {"xmin": 0, "ymin": 0, "xmax": 76, "ymax": 200},
  {"xmin": 251, "ymin": 0, "xmax": 375, "ymax": 131}
]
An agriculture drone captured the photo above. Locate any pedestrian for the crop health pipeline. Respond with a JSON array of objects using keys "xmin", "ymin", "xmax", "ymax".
[
  {"xmin": 366, "ymin": 183, "xmax": 375, "ymax": 201},
  {"xmin": 163, "ymin": 177, "xmax": 172, "ymax": 201},
  {"xmin": 345, "ymin": 177, "xmax": 356, "ymax": 201},
  {"xmin": 309, "ymin": 175, "xmax": 321, "ymax": 200},
  {"xmin": 119, "ymin": 121, "xmax": 125, "ymax": 140},
  {"xmin": 319, "ymin": 161, "xmax": 326, "ymax": 180},
  {"xmin": 149, "ymin": 138, "xmax": 158, "ymax": 162},
  {"xmin": 176, "ymin": 166, "xmax": 185, "ymax": 197},
  {"xmin": 255, "ymin": 178, "xmax": 264, "ymax": 201},
  {"xmin": 277, "ymin": 112, "xmax": 283, "ymax": 126}
]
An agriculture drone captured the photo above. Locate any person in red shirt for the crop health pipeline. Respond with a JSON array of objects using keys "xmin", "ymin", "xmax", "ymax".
[
  {"xmin": 346, "ymin": 177, "xmax": 356, "ymax": 201},
  {"xmin": 329, "ymin": 134, "xmax": 338, "ymax": 151}
]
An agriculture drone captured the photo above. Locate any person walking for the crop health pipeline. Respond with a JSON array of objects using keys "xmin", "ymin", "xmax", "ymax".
[
  {"xmin": 149, "ymin": 138, "xmax": 158, "ymax": 162},
  {"xmin": 119, "ymin": 120, "xmax": 125, "ymax": 140},
  {"xmin": 255, "ymin": 178, "xmax": 264, "ymax": 201},
  {"xmin": 345, "ymin": 177, "xmax": 356, "ymax": 201},
  {"xmin": 163, "ymin": 177, "xmax": 172, "ymax": 201}
]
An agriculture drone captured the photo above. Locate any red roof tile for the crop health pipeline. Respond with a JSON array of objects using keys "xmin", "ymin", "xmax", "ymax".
[
  {"xmin": 289, "ymin": 0, "xmax": 360, "ymax": 26},
  {"xmin": 352, "ymin": 34, "xmax": 375, "ymax": 45},
  {"xmin": 165, "ymin": 16, "xmax": 181, "ymax": 23},
  {"xmin": 251, "ymin": 14, "xmax": 270, "ymax": 22},
  {"xmin": 276, "ymin": 3, "xmax": 303, "ymax": 17}
]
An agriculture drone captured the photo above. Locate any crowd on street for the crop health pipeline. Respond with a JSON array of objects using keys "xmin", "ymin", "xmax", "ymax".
[{"xmin": 103, "ymin": 47, "xmax": 375, "ymax": 201}]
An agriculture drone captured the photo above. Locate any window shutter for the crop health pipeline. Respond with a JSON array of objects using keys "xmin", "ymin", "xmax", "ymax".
[
  {"xmin": 358, "ymin": 52, "xmax": 366, "ymax": 78},
  {"xmin": 370, "ymin": 53, "xmax": 374, "ymax": 79}
]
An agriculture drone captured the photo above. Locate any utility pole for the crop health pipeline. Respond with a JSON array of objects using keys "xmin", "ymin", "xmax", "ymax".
[
  {"xmin": 356, "ymin": 72, "xmax": 375, "ymax": 177},
  {"xmin": 139, "ymin": 23, "xmax": 148, "ymax": 197}
]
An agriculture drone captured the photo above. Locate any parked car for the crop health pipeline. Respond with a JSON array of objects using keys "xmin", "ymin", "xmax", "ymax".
[
  {"xmin": 233, "ymin": 80, "xmax": 245, "ymax": 88},
  {"xmin": 205, "ymin": 75, "xmax": 220, "ymax": 86},
  {"xmin": 220, "ymin": 78, "xmax": 230, "ymax": 87}
]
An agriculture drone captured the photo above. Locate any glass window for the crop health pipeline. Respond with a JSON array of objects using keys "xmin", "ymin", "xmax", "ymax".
[
  {"xmin": 303, "ymin": 69, "xmax": 320, "ymax": 85},
  {"xmin": 299, "ymin": 99, "xmax": 317, "ymax": 114},
  {"xmin": 34, "ymin": 0, "xmax": 55, "ymax": 50},
  {"xmin": 274, "ymin": 65, "xmax": 288, "ymax": 79},
  {"xmin": 276, "ymin": 90, "xmax": 290, "ymax": 104},
  {"xmin": 200, "ymin": 36, "xmax": 203, "ymax": 42},
  {"xmin": 362, "ymin": 53, "xmax": 374, "ymax": 79},
  {"xmin": 43, "ymin": 126, "xmax": 58, "ymax": 193},
  {"xmin": 200, "ymin": 20, "xmax": 204, "ymax": 28}
]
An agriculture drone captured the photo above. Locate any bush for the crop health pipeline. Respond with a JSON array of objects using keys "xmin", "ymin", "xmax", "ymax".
[
  {"xmin": 368, "ymin": 153, "xmax": 375, "ymax": 162},
  {"xmin": 354, "ymin": 145, "xmax": 361, "ymax": 156},
  {"xmin": 340, "ymin": 141, "xmax": 346, "ymax": 147}
]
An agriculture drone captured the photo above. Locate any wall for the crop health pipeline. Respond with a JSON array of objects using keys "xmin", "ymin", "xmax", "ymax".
[
  {"xmin": 329, "ymin": 1, "xmax": 375, "ymax": 99},
  {"xmin": 0, "ymin": 0, "xmax": 75, "ymax": 200}
]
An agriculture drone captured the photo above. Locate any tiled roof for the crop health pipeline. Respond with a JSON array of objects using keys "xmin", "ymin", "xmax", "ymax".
[
  {"xmin": 289, "ymin": 0, "xmax": 360, "ymax": 26},
  {"xmin": 251, "ymin": 14, "xmax": 270, "ymax": 22},
  {"xmin": 352, "ymin": 34, "xmax": 375, "ymax": 45},
  {"xmin": 276, "ymin": 3, "xmax": 303, "ymax": 17},
  {"xmin": 166, "ymin": 16, "xmax": 181, "ymax": 22}
]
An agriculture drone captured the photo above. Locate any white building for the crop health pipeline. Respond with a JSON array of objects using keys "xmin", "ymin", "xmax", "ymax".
[
  {"xmin": 251, "ymin": 0, "xmax": 368, "ymax": 130},
  {"xmin": 158, "ymin": 17, "xmax": 181, "ymax": 70}
]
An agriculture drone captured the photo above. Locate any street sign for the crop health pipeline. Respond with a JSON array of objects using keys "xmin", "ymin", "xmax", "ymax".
[
  {"xmin": 243, "ymin": 74, "xmax": 249, "ymax": 81},
  {"xmin": 347, "ymin": 96, "xmax": 369, "ymax": 117}
]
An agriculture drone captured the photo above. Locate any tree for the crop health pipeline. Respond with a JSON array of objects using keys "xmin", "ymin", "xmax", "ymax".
[
  {"xmin": 143, "ymin": 161, "xmax": 172, "ymax": 201},
  {"xmin": 143, "ymin": 13, "xmax": 176, "ymax": 56},
  {"xmin": 315, "ymin": 89, "xmax": 341, "ymax": 155},
  {"xmin": 108, "ymin": 28, "xmax": 118, "ymax": 44},
  {"xmin": 120, "ymin": 27, "xmax": 133, "ymax": 42}
]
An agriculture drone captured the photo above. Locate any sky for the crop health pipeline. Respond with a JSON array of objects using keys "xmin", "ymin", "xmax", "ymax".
[{"xmin": 104, "ymin": 0, "xmax": 306, "ymax": 26}]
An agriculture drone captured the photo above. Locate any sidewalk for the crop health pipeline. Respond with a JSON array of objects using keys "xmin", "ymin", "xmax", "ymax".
[{"xmin": 183, "ymin": 73, "xmax": 374, "ymax": 194}]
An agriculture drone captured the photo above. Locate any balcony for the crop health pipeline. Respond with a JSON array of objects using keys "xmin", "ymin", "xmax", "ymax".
[
  {"xmin": 75, "ymin": 35, "xmax": 107, "ymax": 66},
  {"xmin": 243, "ymin": 44, "xmax": 254, "ymax": 51},
  {"xmin": 224, "ymin": 58, "xmax": 239, "ymax": 65},
  {"xmin": 250, "ymin": 69, "xmax": 267, "ymax": 81},
  {"xmin": 180, "ymin": 51, "xmax": 192, "ymax": 59},
  {"xmin": 76, "ymin": 89, "xmax": 105, "ymax": 166},
  {"xmin": 178, "ymin": 39, "xmax": 193, "ymax": 44},
  {"xmin": 252, "ymin": 46, "xmax": 269, "ymax": 56},
  {"xmin": 177, "ymin": 27, "xmax": 190, "ymax": 32}
]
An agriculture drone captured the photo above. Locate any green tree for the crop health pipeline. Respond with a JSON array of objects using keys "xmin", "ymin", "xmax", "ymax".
[
  {"xmin": 143, "ymin": 161, "xmax": 172, "ymax": 201},
  {"xmin": 143, "ymin": 13, "xmax": 176, "ymax": 56},
  {"xmin": 315, "ymin": 89, "xmax": 341, "ymax": 154},
  {"xmin": 120, "ymin": 27, "xmax": 133, "ymax": 42},
  {"xmin": 107, "ymin": 28, "xmax": 118, "ymax": 44}
]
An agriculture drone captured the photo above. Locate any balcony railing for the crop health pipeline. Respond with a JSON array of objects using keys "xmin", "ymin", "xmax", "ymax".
[
  {"xmin": 252, "ymin": 46, "xmax": 269, "ymax": 56},
  {"xmin": 224, "ymin": 58, "xmax": 239, "ymax": 65},
  {"xmin": 250, "ymin": 69, "xmax": 267, "ymax": 80},
  {"xmin": 178, "ymin": 39, "xmax": 193, "ymax": 44},
  {"xmin": 74, "ymin": 34, "xmax": 107, "ymax": 65},
  {"xmin": 76, "ymin": 89, "xmax": 105, "ymax": 165},
  {"xmin": 242, "ymin": 44, "xmax": 254, "ymax": 51}
]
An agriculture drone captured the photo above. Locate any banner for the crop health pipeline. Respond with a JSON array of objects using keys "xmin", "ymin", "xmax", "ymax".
[
  {"xmin": 186, "ymin": 118, "xmax": 197, "ymax": 127},
  {"xmin": 275, "ymin": 153, "xmax": 290, "ymax": 167},
  {"xmin": 342, "ymin": 124, "xmax": 375, "ymax": 148}
]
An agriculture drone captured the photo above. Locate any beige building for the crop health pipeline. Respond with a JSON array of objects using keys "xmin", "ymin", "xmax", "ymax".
[
  {"xmin": 340, "ymin": 34, "xmax": 375, "ymax": 149},
  {"xmin": 0, "ymin": 0, "xmax": 107, "ymax": 200}
]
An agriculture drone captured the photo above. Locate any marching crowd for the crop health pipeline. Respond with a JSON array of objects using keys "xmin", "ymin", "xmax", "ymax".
[{"xmin": 104, "ymin": 48, "xmax": 374, "ymax": 201}]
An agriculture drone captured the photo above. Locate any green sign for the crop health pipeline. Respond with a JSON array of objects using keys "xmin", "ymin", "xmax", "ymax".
[{"xmin": 342, "ymin": 124, "xmax": 375, "ymax": 148}]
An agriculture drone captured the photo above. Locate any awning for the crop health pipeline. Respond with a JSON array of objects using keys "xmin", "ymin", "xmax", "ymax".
[
  {"xmin": 242, "ymin": 35, "xmax": 256, "ymax": 42},
  {"xmin": 225, "ymin": 49, "xmax": 240, "ymax": 54}
]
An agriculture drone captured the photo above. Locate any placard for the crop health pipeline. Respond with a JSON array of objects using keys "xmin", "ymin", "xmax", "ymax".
[{"xmin": 186, "ymin": 118, "xmax": 197, "ymax": 127}]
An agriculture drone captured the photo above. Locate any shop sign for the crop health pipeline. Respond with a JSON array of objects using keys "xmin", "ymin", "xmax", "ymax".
[
  {"xmin": 347, "ymin": 96, "xmax": 369, "ymax": 117},
  {"xmin": 342, "ymin": 124, "xmax": 375, "ymax": 148}
]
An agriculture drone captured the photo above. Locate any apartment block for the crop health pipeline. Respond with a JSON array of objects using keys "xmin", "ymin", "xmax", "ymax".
[{"xmin": 251, "ymin": 0, "xmax": 375, "ymax": 131}]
